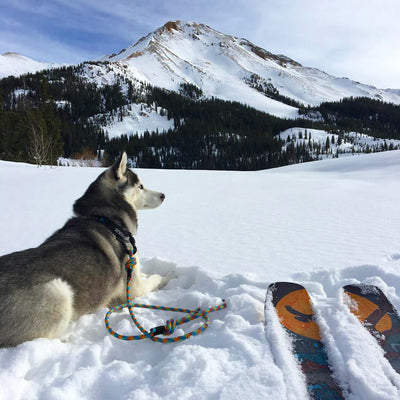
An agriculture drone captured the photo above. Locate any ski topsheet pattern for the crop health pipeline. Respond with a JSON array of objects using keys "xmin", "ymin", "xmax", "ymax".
[
  {"xmin": 267, "ymin": 282, "xmax": 344, "ymax": 400},
  {"xmin": 343, "ymin": 283, "xmax": 400, "ymax": 374}
]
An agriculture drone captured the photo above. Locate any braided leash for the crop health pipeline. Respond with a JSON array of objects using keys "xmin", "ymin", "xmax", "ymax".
[{"xmin": 105, "ymin": 250, "xmax": 227, "ymax": 343}]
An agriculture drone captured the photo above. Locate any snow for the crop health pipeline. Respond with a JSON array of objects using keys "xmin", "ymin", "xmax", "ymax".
[
  {"xmin": 278, "ymin": 127, "xmax": 400, "ymax": 157},
  {"xmin": 101, "ymin": 21, "xmax": 400, "ymax": 119},
  {"xmin": 96, "ymin": 103, "xmax": 175, "ymax": 139},
  {"xmin": 57, "ymin": 158, "xmax": 102, "ymax": 168},
  {"xmin": 12, "ymin": 88, "xmax": 31, "ymax": 97},
  {"xmin": 1, "ymin": 151, "xmax": 400, "ymax": 399},
  {"xmin": 55, "ymin": 100, "xmax": 71, "ymax": 110},
  {"xmin": 0, "ymin": 52, "xmax": 56, "ymax": 79},
  {"xmin": 3, "ymin": 22, "xmax": 400, "ymax": 123}
]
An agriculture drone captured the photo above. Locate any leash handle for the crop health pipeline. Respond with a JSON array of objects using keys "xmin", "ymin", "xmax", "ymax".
[{"xmin": 104, "ymin": 251, "xmax": 227, "ymax": 343}]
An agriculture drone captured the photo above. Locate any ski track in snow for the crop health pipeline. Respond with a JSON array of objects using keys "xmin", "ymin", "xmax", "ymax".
[{"xmin": 1, "ymin": 151, "xmax": 400, "ymax": 399}]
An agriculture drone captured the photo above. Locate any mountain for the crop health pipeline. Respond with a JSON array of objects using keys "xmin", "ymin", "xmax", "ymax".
[
  {"xmin": 2, "ymin": 21, "xmax": 400, "ymax": 118},
  {"xmin": 1, "ymin": 21, "xmax": 400, "ymax": 169},
  {"xmin": 100, "ymin": 21, "xmax": 400, "ymax": 117},
  {"xmin": 0, "ymin": 52, "xmax": 55, "ymax": 79}
]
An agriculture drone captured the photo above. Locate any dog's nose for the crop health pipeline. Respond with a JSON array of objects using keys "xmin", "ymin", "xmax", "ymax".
[{"xmin": 160, "ymin": 193, "xmax": 165, "ymax": 201}]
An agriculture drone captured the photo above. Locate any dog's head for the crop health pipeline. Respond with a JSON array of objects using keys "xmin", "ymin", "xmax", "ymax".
[
  {"xmin": 110, "ymin": 152, "xmax": 165, "ymax": 210},
  {"xmin": 74, "ymin": 152, "xmax": 165, "ymax": 221}
]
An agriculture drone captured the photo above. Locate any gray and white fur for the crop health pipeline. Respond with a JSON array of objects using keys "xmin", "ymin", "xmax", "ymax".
[{"xmin": 0, "ymin": 152, "xmax": 169, "ymax": 347}]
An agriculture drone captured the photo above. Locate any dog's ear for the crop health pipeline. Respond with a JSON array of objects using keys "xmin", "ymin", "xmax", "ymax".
[{"xmin": 112, "ymin": 151, "xmax": 127, "ymax": 180}]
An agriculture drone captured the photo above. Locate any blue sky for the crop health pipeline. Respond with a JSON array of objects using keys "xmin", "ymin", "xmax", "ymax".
[{"xmin": 1, "ymin": 0, "xmax": 400, "ymax": 88}]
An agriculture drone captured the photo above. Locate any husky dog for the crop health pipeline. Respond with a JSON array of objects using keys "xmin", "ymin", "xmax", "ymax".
[{"xmin": 0, "ymin": 152, "xmax": 169, "ymax": 347}]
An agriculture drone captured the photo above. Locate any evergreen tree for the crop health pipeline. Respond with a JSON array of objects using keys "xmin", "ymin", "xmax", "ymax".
[{"xmin": 325, "ymin": 136, "xmax": 330, "ymax": 154}]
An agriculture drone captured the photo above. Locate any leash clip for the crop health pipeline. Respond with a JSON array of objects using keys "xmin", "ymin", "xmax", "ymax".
[
  {"xmin": 150, "ymin": 319, "xmax": 177, "ymax": 337},
  {"xmin": 150, "ymin": 325, "xmax": 167, "ymax": 337}
]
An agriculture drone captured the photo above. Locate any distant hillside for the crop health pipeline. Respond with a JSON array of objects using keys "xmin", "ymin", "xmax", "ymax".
[
  {"xmin": 0, "ymin": 52, "xmax": 56, "ymax": 79},
  {"xmin": 2, "ymin": 21, "xmax": 400, "ymax": 118},
  {"xmin": 1, "ymin": 62, "xmax": 400, "ymax": 169},
  {"xmin": 1, "ymin": 21, "xmax": 400, "ymax": 169}
]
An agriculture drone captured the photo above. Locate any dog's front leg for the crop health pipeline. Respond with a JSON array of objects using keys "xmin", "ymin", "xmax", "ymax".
[{"xmin": 129, "ymin": 255, "xmax": 170, "ymax": 299}]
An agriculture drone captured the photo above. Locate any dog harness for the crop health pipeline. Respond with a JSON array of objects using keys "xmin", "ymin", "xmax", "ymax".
[
  {"xmin": 95, "ymin": 216, "xmax": 227, "ymax": 343},
  {"xmin": 94, "ymin": 215, "xmax": 137, "ymax": 255}
]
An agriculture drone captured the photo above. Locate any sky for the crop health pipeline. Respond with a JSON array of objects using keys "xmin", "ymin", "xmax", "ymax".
[{"xmin": 1, "ymin": 0, "xmax": 400, "ymax": 89}]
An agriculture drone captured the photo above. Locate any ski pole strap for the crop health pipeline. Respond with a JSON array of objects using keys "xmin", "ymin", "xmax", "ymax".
[{"xmin": 104, "ymin": 250, "xmax": 227, "ymax": 343}]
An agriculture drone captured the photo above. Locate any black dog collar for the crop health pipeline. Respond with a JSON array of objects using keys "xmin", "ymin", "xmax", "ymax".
[{"xmin": 93, "ymin": 215, "xmax": 137, "ymax": 255}]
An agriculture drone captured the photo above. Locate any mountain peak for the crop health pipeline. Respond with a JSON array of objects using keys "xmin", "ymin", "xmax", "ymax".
[
  {"xmin": 105, "ymin": 19, "xmax": 295, "ymax": 65},
  {"xmin": 2, "ymin": 52, "xmax": 25, "ymax": 59},
  {"xmin": 158, "ymin": 20, "xmax": 209, "ymax": 34},
  {"xmin": 0, "ymin": 52, "xmax": 58, "ymax": 79},
  {"xmin": 159, "ymin": 20, "xmax": 183, "ymax": 33}
]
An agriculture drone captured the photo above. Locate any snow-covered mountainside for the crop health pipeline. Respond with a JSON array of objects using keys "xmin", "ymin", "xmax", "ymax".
[
  {"xmin": 100, "ymin": 21, "xmax": 400, "ymax": 117},
  {"xmin": 278, "ymin": 127, "xmax": 400, "ymax": 159},
  {"xmin": 1, "ymin": 152, "xmax": 400, "ymax": 399},
  {"xmin": 0, "ymin": 52, "xmax": 55, "ymax": 79},
  {"xmin": 92, "ymin": 103, "xmax": 175, "ymax": 139},
  {"xmin": 2, "ymin": 21, "xmax": 400, "ymax": 120}
]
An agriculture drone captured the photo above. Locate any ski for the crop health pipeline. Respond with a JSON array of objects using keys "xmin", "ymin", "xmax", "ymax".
[
  {"xmin": 267, "ymin": 282, "xmax": 344, "ymax": 400},
  {"xmin": 343, "ymin": 283, "xmax": 400, "ymax": 373}
]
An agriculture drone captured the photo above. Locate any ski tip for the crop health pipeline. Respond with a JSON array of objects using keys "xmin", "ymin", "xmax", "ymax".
[
  {"xmin": 268, "ymin": 281, "xmax": 305, "ymax": 292},
  {"xmin": 343, "ymin": 283, "xmax": 383, "ymax": 298},
  {"xmin": 267, "ymin": 282, "xmax": 309, "ymax": 309}
]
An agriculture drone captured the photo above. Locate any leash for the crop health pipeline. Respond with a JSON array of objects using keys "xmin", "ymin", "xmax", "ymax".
[{"xmin": 97, "ymin": 216, "xmax": 227, "ymax": 343}]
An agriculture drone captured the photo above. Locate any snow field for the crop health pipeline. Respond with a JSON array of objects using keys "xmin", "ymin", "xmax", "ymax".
[
  {"xmin": 278, "ymin": 127, "xmax": 400, "ymax": 157},
  {"xmin": 0, "ymin": 53, "xmax": 56, "ymax": 79},
  {"xmin": 97, "ymin": 103, "xmax": 175, "ymax": 139},
  {"xmin": 1, "ymin": 151, "xmax": 400, "ymax": 399}
]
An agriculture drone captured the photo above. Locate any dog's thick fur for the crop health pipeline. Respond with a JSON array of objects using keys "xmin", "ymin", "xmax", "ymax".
[{"xmin": 0, "ymin": 152, "xmax": 169, "ymax": 347}]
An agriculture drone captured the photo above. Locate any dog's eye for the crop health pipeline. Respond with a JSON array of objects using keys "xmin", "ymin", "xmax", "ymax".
[{"xmin": 138, "ymin": 184, "xmax": 144, "ymax": 190}]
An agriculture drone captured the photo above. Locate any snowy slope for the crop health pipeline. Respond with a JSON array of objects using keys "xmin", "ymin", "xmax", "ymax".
[
  {"xmin": 0, "ymin": 52, "xmax": 55, "ymax": 79},
  {"xmin": 100, "ymin": 21, "xmax": 400, "ymax": 118},
  {"xmin": 1, "ymin": 152, "xmax": 400, "ymax": 399},
  {"xmin": 93, "ymin": 103, "xmax": 175, "ymax": 139},
  {"xmin": 278, "ymin": 127, "xmax": 400, "ymax": 157}
]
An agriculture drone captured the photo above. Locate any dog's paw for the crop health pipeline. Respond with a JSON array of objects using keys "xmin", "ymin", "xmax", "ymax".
[
  {"xmin": 130, "ymin": 273, "xmax": 173, "ymax": 298},
  {"xmin": 146, "ymin": 273, "xmax": 172, "ymax": 290},
  {"xmin": 141, "ymin": 273, "xmax": 167, "ymax": 291},
  {"xmin": 159, "ymin": 274, "xmax": 173, "ymax": 289}
]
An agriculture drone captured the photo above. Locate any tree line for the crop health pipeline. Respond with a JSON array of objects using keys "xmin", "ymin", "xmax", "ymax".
[
  {"xmin": 0, "ymin": 62, "xmax": 399, "ymax": 169},
  {"xmin": 299, "ymin": 97, "xmax": 400, "ymax": 140}
]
